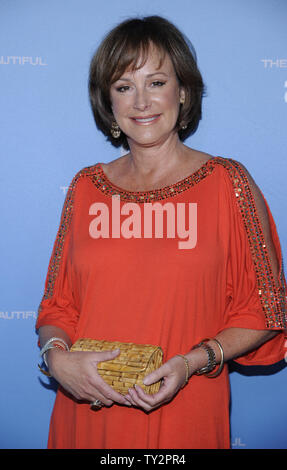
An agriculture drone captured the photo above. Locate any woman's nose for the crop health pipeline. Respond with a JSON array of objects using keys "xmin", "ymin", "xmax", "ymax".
[{"xmin": 133, "ymin": 88, "xmax": 151, "ymax": 111}]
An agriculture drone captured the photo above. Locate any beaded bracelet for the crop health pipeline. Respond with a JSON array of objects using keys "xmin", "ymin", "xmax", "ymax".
[
  {"xmin": 205, "ymin": 338, "xmax": 224, "ymax": 378},
  {"xmin": 193, "ymin": 340, "xmax": 216, "ymax": 375},
  {"xmin": 192, "ymin": 338, "xmax": 224, "ymax": 378}
]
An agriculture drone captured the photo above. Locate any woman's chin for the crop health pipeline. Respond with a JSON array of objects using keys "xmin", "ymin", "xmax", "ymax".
[{"xmin": 126, "ymin": 130, "xmax": 178, "ymax": 149}]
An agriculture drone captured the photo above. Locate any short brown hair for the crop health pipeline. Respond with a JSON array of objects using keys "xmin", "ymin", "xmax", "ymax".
[{"xmin": 88, "ymin": 16, "xmax": 205, "ymax": 150}]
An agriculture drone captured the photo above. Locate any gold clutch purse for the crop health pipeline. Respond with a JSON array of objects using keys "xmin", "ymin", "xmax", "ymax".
[{"xmin": 71, "ymin": 339, "xmax": 163, "ymax": 395}]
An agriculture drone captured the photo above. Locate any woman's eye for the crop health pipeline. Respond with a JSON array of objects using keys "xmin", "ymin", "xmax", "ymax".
[
  {"xmin": 116, "ymin": 85, "xmax": 130, "ymax": 93},
  {"xmin": 151, "ymin": 81, "xmax": 166, "ymax": 87}
]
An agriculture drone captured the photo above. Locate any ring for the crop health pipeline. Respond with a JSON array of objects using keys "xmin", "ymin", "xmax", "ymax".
[{"xmin": 90, "ymin": 399, "xmax": 103, "ymax": 408}]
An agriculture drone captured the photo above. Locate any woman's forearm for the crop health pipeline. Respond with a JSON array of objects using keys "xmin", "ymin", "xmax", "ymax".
[
  {"xmin": 211, "ymin": 328, "xmax": 277, "ymax": 363},
  {"xmin": 38, "ymin": 325, "xmax": 72, "ymax": 349},
  {"xmin": 185, "ymin": 328, "xmax": 278, "ymax": 375}
]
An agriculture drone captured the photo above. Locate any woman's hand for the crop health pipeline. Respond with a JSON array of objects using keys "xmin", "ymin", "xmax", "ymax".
[
  {"xmin": 125, "ymin": 355, "xmax": 191, "ymax": 412},
  {"xmin": 46, "ymin": 348, "xmax": 131, "ymax": 407}
]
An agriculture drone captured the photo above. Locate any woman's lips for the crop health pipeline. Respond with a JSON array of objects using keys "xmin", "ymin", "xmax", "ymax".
[{"xmin": 130, "ymin": 114, "xmax": 161, "ymax": 124}]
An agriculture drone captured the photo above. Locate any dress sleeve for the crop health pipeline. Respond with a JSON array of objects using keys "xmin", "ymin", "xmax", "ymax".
[
  {"xmin": 220, "ymin": 158, "xmax": 287, "ymax": 366},
  {"xmin": 36, "ymin": 170, "xmax": 83, "ymax": 342}
]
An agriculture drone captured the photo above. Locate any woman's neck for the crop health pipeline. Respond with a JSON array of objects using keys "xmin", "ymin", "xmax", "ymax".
[{"xmin": 125, "ymin": 133, "xmax": 188, "ymax": 185}]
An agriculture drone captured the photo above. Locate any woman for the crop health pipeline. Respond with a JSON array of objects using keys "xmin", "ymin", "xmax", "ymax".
[{"xmin": 36, "ymin": 16, "xmax": 286, "ymax": 449}]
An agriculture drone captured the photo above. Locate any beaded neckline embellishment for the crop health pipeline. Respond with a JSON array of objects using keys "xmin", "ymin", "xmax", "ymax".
[{"xmin": 90, "ymin": 157, "xmax": 216, "ymax": 203}]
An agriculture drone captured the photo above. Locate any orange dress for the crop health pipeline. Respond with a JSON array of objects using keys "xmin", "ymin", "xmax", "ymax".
[{"xmin": 36, "ymin": 156, "xmax": 286, "ymax": 449}]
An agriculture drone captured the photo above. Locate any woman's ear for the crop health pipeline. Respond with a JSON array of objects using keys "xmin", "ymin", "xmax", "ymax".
[{"xmin": 179, "ymin": 88, "xmax": 186, "ymax": 104}]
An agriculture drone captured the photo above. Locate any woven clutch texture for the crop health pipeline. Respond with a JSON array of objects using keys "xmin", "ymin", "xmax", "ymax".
[{"xmin": 71, "ymin": 339, "xmax": 163, "ymax": 395}]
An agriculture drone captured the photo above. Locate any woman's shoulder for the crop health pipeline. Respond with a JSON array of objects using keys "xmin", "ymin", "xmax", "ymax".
[
  {"xmin": 211, "ymin": 156, "xmax": 265, "ymax": 208},
  {"xmin": 213, "ymin": 156, "xmax": 272, "ymax": 252},
  {"xmin": 210, "ymin": 155, "xmax": 259, "ymax": 194},
  {"xmin": 69, "ymin": 162, "xmax": 103, "ymax": 183}
]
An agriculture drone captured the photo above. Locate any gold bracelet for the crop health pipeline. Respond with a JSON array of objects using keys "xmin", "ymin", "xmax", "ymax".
[
  {"xmin": 176, "ymin": 354, "xmax": 190, "ymax": 386},
  {"xmin": 206, "ymin": 338, "xmax": 224, "ymax": 378}
]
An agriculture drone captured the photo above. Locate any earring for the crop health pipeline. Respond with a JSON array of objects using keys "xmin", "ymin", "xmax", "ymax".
[
  {"xmin": 180, "ymin": 97, "xmax": 185, "ymax": 105},
  {"xmin": 111, "ymin": 122, "xmax": 121, "ymax": 139},
  {"xmin": 181, "ymin": 122, "xmax": 187, "ymax": 130}
]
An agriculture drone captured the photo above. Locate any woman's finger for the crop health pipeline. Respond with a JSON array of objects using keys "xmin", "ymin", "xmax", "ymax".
[
  {"xmin": 93, "ymin": 348, "xmax": 121, "ymax": 363},
  {"xmin": 89, "ymin": 390, "xmax": 114, "ymax": 407},
  {"xmin": 125, "ymin": 357, "xmax": 187, "ymax": 410},
  {"xmin": 143, "ymin": 362, "xmax": 177, "ymax": 385},
  {"xmin": 127, "ymin": 386, "xmax": 154, "ymax": 411},
  {"xmin": 143, "ymin": 363, "xmax": 169, "ymax": 387},
  {"xmin": 87, "ymin": 369, "xmax": 131, "ymax": 406},
  {"xmin": 142, "ymin": 380, "xmax": 176, "ymax": 405},
  {"xmin": 126, "ymin": 383, "xmax": 172, "ymax": 411},
  {"xmin": 99, "ymin": 380, "xmax": 132, "ymax": 406},
  {"xmin": 87, "ymin": 349, "xmax": 131, "ymax": 405}
]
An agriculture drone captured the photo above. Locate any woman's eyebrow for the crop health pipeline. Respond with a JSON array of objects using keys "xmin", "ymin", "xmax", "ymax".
[
  {"xmin": 146, "ymin": 72, "xmax": 170, "ymax": 78},
  {"xmin": 116, "ymin": 72, "xmax": 170, "ymax": 82}
]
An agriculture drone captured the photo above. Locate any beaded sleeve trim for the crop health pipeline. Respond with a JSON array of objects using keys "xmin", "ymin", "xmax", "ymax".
[
  {"xmin": 38, "ymin": 166, "xmax": 96, "ymax": 309},
  {"xmin": 214, "ymin": 157, "xmax": 286, "ymax": 329}
]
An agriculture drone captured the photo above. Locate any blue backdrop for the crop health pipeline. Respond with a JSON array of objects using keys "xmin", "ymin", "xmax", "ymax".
[{"xmin": 0, "ymin": 0, "xmax": 286, "ymax": 449}]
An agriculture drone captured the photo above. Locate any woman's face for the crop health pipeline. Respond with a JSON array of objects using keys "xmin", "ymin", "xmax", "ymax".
[{"xmin": 110, "ymin": 45, "xmax": 185, "ymax": 148}]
